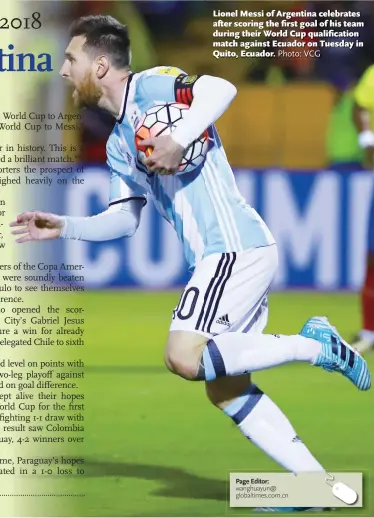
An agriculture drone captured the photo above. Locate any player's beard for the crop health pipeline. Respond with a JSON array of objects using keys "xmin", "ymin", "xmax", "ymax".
[{"xmin": 73, "ymin": 71, "xmax": 101, "ymax": 109}]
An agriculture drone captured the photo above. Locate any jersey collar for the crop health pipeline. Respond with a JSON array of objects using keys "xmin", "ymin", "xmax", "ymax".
[{"xmin": 116, "ymin": 73, "xmax": 134, "ymax": 124}]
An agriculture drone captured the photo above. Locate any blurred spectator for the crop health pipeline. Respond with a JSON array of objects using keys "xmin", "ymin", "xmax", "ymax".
[
  {"xmin": 325, "ymin": 75, "xmax": 364, "ymax": 169},
  {"xmin": 351, "ymin": 64, "xmax": 374, "ymax": 353}
]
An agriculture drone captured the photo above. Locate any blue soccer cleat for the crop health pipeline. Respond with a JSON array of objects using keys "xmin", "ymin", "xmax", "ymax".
[{"xmin": 300, "ymin": 316, "xmax": 371, "ymax": 391}]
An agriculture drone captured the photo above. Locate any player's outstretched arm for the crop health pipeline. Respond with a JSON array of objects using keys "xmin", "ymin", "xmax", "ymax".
[{"xmin": 10, "ymin": 199, "xmax": 144, "ymax": 244}]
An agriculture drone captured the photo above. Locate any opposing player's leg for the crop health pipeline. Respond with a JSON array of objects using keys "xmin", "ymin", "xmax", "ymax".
[{"xmin": 353, "ymin": 191, "xmax": 374, "ymax": 354}]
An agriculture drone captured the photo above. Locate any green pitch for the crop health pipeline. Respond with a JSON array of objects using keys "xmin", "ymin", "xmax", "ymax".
[{"xmin": 46, "ymin": 292, "xmax": 374, "ymax": 517}]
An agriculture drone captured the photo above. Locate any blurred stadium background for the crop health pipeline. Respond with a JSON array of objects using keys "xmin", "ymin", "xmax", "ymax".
[{"xmin": 27, "ymin": 0, "xmax": 374, "ymax": 516}]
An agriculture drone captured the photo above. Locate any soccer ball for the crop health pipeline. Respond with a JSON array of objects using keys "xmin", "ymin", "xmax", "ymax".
[{"xmin": 135, "ymin": 102, "xmax": 209, "ymax": 175}]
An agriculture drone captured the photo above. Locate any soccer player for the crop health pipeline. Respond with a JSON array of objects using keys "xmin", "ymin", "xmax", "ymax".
[
  {"xmin": 10, "ymin": 15, "xmax": 371, "ymax": 511},
  {"xmin": 352, "ymin": 64, "xmax": 374, "ymax": 354}
]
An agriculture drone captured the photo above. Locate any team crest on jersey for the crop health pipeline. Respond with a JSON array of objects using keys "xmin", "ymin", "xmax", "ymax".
[{"xmin": 157, "ymin": 66, "xmax": 181, "ymax": 77}]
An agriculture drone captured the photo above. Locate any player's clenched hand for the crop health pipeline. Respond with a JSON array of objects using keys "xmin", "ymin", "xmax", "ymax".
[
  {"xmin": 142, "ymin": 135, "xmax": 184, "ymax": 175},
  {"xmin": 9, "ymin": 211, "xmax": 64, "ymax": 243}
]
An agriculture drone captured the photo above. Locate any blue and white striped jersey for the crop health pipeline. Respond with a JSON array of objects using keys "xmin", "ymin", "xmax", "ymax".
[{"xmin": 107, "ymin": 66, "xmax": 275, "ymax": 271}]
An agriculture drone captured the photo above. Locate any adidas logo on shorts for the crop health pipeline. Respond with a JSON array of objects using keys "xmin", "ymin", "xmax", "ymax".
[{"xmin": 216, "ymin": 314, "xmax": 230, "ymax": 327}]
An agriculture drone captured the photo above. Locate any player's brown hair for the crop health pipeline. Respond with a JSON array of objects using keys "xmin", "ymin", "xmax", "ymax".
[{"xmin": 70, "ymin": 15, "xmax": 131, "ymax": 69}]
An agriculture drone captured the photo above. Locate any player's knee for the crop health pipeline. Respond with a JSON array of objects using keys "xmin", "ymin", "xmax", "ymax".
[
  {"xmin": 164, "ymin": 332, "xmax": 206, "ymax": 381},
  {"xmin": 164, "ymin": 348, "xmax": 202, "ymax": 380},
  {"xmin": 164, "ymin": 351, "xmax": 197, "ymax": 380}
]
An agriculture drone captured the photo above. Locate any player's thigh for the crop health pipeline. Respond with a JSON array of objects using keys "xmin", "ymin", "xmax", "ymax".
[
  {"xmin": 165, "ymin": 246, "xmax": 277, "ymax": 380},
  {"xmin": 167, "ymin": 252, "xmax": 232, "ymax": 344},
  {"xmin": 166, "ymin": 253, "xmax": 235, "ymax": 378},
  {"xmin": 202, "ymin": 247, "xmax": 275, "ymax": 406},
  {"xmin": 207, "ymin": 244, "xmax": 278, "ymax": 337},
  {"xmin": 205, "ymin": 374, "xmax": 251, "ymax": 409},
  {"xmin": 169, "ymin": 246, "xmax": 278, "ymax": 342}
]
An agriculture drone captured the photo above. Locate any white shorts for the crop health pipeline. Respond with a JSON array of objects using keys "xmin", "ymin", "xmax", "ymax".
[{"xmin": 169, "ymin": 244, "xmax": 278, "ymax": 339}]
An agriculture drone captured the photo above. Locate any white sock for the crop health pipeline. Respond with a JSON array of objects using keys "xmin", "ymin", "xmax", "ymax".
[
  {"xmin": 224, "ymin": 384, "xmax": 324, "ymax": 473},
  {"xmin": 203, "ymin": 333, "xmax": 321, "ymax": 380}
]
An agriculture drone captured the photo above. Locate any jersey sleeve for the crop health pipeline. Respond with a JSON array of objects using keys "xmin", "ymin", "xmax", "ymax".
[
  {"xmin": 108, "ymin": 170, "xmax": 147, "ymax": 207},
  {"xmin": 106, "ymin": 135, "xmax": 147, "ymax": 207},
  {"xmin": 138, "ymin": 66, "xmax": 202, "ymax": 107},
  {"xmin": 354, "ymin": 65, "xmax": 374, "ymax": 110}
]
